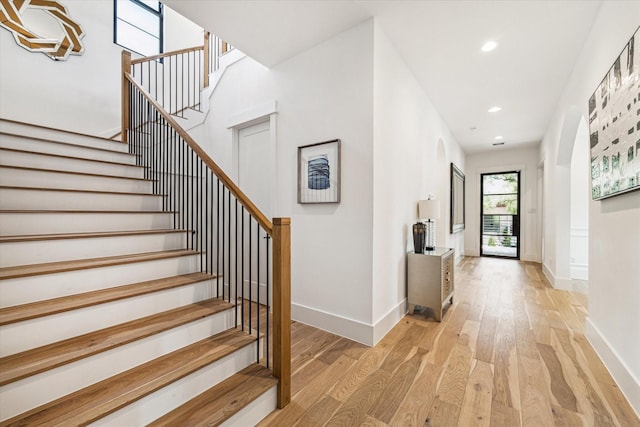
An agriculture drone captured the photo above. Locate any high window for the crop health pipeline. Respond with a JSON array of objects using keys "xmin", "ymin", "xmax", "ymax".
[{"xmin": 114, "ymin": 0, "xmax": 163, "ymax": 57}]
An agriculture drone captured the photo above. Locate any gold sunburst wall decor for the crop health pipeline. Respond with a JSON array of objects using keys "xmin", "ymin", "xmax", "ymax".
[{"xmin": 0, "ymin": 0, "xmax": 85, "ymax": 61}]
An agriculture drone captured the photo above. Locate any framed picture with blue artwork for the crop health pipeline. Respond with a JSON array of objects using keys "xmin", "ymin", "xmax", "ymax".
[{"xmin": 297, "ymin": 139, "xmax": 341, "ymax": 204}]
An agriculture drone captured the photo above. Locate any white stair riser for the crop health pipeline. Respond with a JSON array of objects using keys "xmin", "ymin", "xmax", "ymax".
[
  {"xmin": 90, "ymin": 341, "xmax": 259, "ymax": 427},
  {"xmin": 0, "ymin": 279, "xmax": 217, "ymax": 356},
  {"xmin": 0, "ymin": 254, "xmax": 204, "ymax": 307},
  {"xmin": 0, "ymin": 309, "xmax": 237, "ymax": 422},
  {"xmin": 220, "ymin": 386, "xmax": 277, "ymax": 427},
  {"xmin": 0, "ymin": 134, "xmax": 135, "ymax": 165},
  {"xmin": 0, "ymin": 188, "xmax": 163, "ymax": 212},
  {"xmin": 0, "ymin": 232, "xmax": 187, "ymax": 267},
  {"xmin": 0, "ymin": 121, "xmax": 129, "ymax": 153},
  {"xmin": 0, "ymin": 167, "xmax": 152, "ymax": 193},
  {"xmin": 0, "ymin": 211, "xmax": 173, "ymax": 235},
  {"xmin": 0, "ymin": 150, "xmax": 144, "ymax": 178}
]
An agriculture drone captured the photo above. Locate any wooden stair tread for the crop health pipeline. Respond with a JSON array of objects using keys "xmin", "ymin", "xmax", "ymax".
[
  {"xmin": 0, "ymin": 249, "xmax": 198, "ymax": 280},
  {"xmin": 0, "ymin": 209, "xmax": 174, "ymax": 213},
  {"xmin": 0, "ymin": 298, "xmax": 233, "ymax": 386},
  {"xmin": 0, "ymin": 164, "xmax": 152, "ymax": 182},
  {"xmin": 0, "ymin": 329, "xmax": 254, "ymax": 426},
  {"xmin": 0, "ymin": 147, "xmax": 142, "ymax": 168},
  {"xmin": 0, "ymin": 185, "xmax": 164, "ymax": 197},
  {"xmin": 0, "ymin": 229, "xmax": 187, "ymax": 243},
  {"xmin": 0, "ymin": 272, "xmax": 217, "ymax": 325},
  {"xmin": 148, "ymin": 363, "xmax": 277, "ymax": 427},
  {"xmin": 0, "ymin": 131, "xmax": 132, "ymax": 155}
]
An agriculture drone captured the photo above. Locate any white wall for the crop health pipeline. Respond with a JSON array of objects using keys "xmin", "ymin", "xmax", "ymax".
[
  {"xmin": 195, "ymin": 19, "xmax": 466, "ymax": 345},
  {"xmin": 540, "ymin": 1, "xmax": 640, "ymax": 415},
  {"xmin": 0, "ymin": 1, "xmax": 122, "ymax": 136},
  {"xmin": 569, "ymin": 119, "xmax": 589, "ymax": 280},
  {"xmin": 371, "ymin": 22, "xmax": 465, "ymax": 342},
  {"xmin": 164, "ymin": 6, "xmax": 203, "ymax": 53},
  {"xmin": 194, "ymin": 20, "xmax": 376, "ymax": 344},
  {"xmin": 464, "ymin": 146, "xmax": 541, "ymax": 262},
  {"xmin": 0, "ymin": 2, "xmax": 206, "ymax": 137}
]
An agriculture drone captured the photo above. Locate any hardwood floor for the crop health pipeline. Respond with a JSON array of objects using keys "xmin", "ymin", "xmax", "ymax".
[{"xmin": 259, "ymin": 256, "xmax": 639, "ymax": 427}]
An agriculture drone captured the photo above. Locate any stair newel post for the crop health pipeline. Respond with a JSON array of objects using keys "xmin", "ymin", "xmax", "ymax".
[
  {"xmin": 121, "ymin": 50, "xmax": 132, "ymax": 144},
  {"xmin": 272, "ymin": 217, "xmax": 291, "ymax": 408},
  {"xmin": 203, "ymin": 32, "xmax": 210, "ymax": 89}
]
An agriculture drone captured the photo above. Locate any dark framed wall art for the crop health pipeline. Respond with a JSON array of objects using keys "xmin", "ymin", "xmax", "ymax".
[
  {"xmin": 450, "ymin": 163, "xmax": 465, "ymax": 233},
  {"xmin": 588, "ymin": 27, "xmax": 640, "ymax": 200},
  {"xmin": 297, "ymin": 139, "xmax": 341, "ymax": 204}
]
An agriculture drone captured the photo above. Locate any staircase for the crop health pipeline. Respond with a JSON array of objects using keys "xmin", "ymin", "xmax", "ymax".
[{"xmin": 0, "ymin": 119, "xmax": 280, "ymax": 425}]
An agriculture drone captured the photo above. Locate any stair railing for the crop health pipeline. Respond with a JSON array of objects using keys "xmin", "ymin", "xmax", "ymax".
[
  {"xmin": 123, "ymin": 32, "xmax": 232, "ymax": 122},
  {"xmin": 122, "ymin": 53, "xmax": 290, "ymax": 409}
]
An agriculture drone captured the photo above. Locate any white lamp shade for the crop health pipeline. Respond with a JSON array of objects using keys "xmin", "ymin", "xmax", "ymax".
[{"xmin": 418, "ymin": 199, "xmax": 440, "ymax": 220}]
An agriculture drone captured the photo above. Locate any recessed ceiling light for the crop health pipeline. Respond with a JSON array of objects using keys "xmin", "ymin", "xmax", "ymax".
[
  {"xmin": 495, "ymin": 135, "xmax": 503, "ymax": 140},
  {"xmin": 481, "ymin": 41, "xmax": 498, "ymax": 52},
  {"xmin": 488, "ymin": 106, "xmax": 502, "ymax": 113}
]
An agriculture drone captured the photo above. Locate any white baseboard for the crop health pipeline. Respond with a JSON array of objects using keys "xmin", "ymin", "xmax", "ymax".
[
  {"xmin": 542, "ymin": 263, "xmax": 554, "ymax": 286},
  {"xmin": 372, "ymin": 299, "xmax": 407, "ymax": 345},
  {"xmin": 465, "ymin": 249, "xmax": 480, "ymax": 257},
  {"xmin": 570, "ymin": 264, "xmax": 589, "ymax": 280},
  {"xmin": 291, "ymin": 302, "xmax": 373, "ymax": 346},
  {"xmin": 542, "ymin": 264, "xmax": 588, "ymax": 293},
  {"xmin": 585, "ymin": 318, "xmax": 640, "ymax": 418},
  {"xmin": 291, "ymin": 299, "xmax": 407, "ymax": 347}
]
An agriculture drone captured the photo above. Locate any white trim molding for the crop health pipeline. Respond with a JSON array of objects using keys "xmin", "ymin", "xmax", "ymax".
[
  {"xmin": 291, "ymin": 302, "xmax": 372, "ymax": 346},
  {"xmin": 543, "ymin": 263, "xmax": 587, "ymax": 293},
  {"xmin": 585, "ymin": 318, "xmax": 640, "ymax": 418},
  {"xmin": 291, "ymin": 298, "xmax": 406, "ymax": 347}
]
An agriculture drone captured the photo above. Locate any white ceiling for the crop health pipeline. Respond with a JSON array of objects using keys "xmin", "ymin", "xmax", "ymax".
[{"xmin": 162, "ymin": 0, "xmax": 603, "ymax": 154}]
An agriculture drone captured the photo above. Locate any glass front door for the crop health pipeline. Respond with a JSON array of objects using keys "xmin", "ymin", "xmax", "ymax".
[{"xmin": 481, "ymin": 171, "xmax": 520, "ymax": 258}]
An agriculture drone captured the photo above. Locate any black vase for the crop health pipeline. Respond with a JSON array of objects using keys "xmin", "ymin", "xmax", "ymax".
[{"xmin": 413, "ymin": 222, "xmax": 426, "ymax": 254}]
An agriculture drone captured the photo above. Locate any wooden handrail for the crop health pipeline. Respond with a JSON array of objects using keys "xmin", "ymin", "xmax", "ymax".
[
  {"xmin": 130, "ymin": 45, "xmax": 204, "ymax": 65},
  {"xmin": 124, "ymin": 74, "xmax": 273, "ymax": 234}
]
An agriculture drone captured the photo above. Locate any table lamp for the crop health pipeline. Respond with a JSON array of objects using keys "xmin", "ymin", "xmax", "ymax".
[{"xmin": 418, "ymin": 198, "xmax": 440, "ymax": 251}]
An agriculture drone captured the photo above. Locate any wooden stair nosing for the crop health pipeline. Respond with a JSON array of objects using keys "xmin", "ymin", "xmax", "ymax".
[
  {"xmin": 0, "ymin": 118, "xmax": 125, "ymax": 145},
  {"xmin": 0, "ymin": 272, "xmax": 220, "ymax": 326},
  {"xmin": 0, "ymin": 131, "xmax": 131, "ymax": 156},
  {"xmin": 148, "ymin": 363, "xmax": 277, "ymax": 427},
  {"xmin": 0, "ymin": 298, "xmax": 234, "ymax": 386},
  {"xmin": 0, "ymin": 229, "xmax": 189, "ymax": 243},
  {"xmin": 0, "ymin": 249, "xmax": 198, "ymax": 280},
  {"xmin": 0, "ymin": 329, "xmax": 256, "ymax": 427},
  {"xmin": 0, "ymin": 209, "xmax": 176, "ymax": 214},
  {"xmin": 0, "ymin": 185, "xmax": 165, "ymax": 198},
  {"xmin": 0, "ymin": 146, "xmax": 143, "ymax": 169},
  {"xmin": 0, "ymin": 164, "xmax": 153, "ymax": 182}
]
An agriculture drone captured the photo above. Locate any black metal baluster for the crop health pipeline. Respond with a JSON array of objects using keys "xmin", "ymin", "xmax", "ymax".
[
  {"xmin": 216, "ymin": 179, "xmax": 220, "ymax": 298},
  {"xmin": 241, "ymin": 207, "xmax": 245, "ymax": 332},
  {"xmin": 266, "ymin": 233, "xmax": 270, "ymax": 368},
  {"xmin": 227, "ymin": 189, "xmax": 231, "ymax": 304},
  {"xmin": 249, "ymin": 217, "xmax": 252, "ymax": 334},
  {"xmin": 257, "ymin": 225, "xmax": 261, "ymax": 362},
  {"xmin": 205, "ymin": 165, "xmax": 209, "ymax": 274},
  {"xmin": 222, "ymin": 185, "xmax": 226, "ymax": 301},
  {"xmin": 172, "ymin": 129, "xmax": 177, "ymax": 228},
  {"xmin": 235, "ymin": 199, "xmax": 239, "ymax": 327}
]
